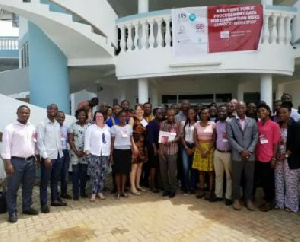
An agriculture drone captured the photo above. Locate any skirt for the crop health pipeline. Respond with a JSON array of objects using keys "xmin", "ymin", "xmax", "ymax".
[
  {"xmin": 192, "ymin": 142, "xmax": 214, "ymax": 171},
  {"xmin": 113, "ymin": 149, "xmax": 132, "ymax": 174}
]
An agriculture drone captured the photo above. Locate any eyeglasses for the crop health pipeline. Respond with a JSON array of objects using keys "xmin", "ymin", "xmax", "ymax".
[{"xmin": 102, "ymin": 133, "xmax": 106, "ymax": 144}]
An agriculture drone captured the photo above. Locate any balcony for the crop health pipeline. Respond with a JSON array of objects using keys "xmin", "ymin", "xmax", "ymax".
[
  {"xmin": 115, "ymin": 6, "xmax": 297, "ymax": 80},
  {"xmin": 0, "ymin": 36, "xmax": 18, "ymax": 58}
]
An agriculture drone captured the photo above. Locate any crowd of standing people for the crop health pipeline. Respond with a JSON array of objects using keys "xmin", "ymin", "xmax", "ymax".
[{"xmin": 2, "ymin": 93, "xmax": 300, "ymax": 223}]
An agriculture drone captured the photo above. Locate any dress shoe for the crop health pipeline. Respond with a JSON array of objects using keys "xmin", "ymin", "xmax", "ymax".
[
  {"xmin": 169, "ymin": 192, "xmax": 176, "ymax": 198},
  {"xmin": 41, "ymin": 205, "xmax": 50, "ymax": 213},
  {"xmin": 51, "ymin": 201, "xmax": 67, "ymax": 206},
  {"xmin": 209, "ymin": 194, "xmax": 223, "ymax": 202},
  {"xmin": 246, "ymin": 200, "xmax": 255, "ymax": 211},
  {"xmin": 73, "ymin": 196, "xmax": 79, "ymax": 201},
  {"xmin": 196, "ymin": 190, "xmax": 205, "ymax": 199},
  {"xmin": 162, "ymin": 191, "xmax": 170, "ymax": 197},
  {"xmin": 80, "ymin": 193, "xmax": 88, "ymax": 198},
  {"xmin": 225, "ymin": 199, "xmax": 233, "ymax": 206},
  {"xmin": 22, "ymin": 207, "xmax": 38, "ymax": 215},
  {"xmin": 61, "ymin": 194, "xmax": 72, "ymax": 200},
  {"xmin": 232, "ymin": 200, "xmax": 242, "ymax": 210},
  {"xmin": 8, "ymin": 213, "xmax": 18, "ymax": 223}
]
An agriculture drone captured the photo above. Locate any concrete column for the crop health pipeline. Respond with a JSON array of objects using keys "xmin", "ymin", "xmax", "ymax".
[
  {"xmin": 138, "ymin": 0, "xmax": 149, "ymax": 13},
  {"xmin": 28, "ymin": 22, "xmax": 70, "ymax": 113},
  {"xmin": 261, "ymin": 0, "xmax": 273, "ymax": 5},
  {"xmin": 138, "ymin": 78, "xmax": 149, "ymax": 104},
  {"xmin": 237, "ymin": 83, "xmax": 244, "ymax": 101},
  {"xmin": 261, "ymin": 74, "xmax": 273, "ymax": 109},
  {"xmin": 151, "ymin": 87, "xmax": 159, "ymax": 107},
  {"xmin": 70, "ymin": 93, "xmax": 76, "ymax": 116},
  {"xmin": 276, "ymin": 83, "xmax": 284, "ymax": 100}
]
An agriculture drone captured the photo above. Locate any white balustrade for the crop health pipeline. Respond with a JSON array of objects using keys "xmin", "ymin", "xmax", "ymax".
[
  {"xmin": 116, "ymin": 8, "xmax": 296, "ymax": 54},
  {"xmin": 0, "ymin": 37, "xmax": 19, "ymax": 50}
]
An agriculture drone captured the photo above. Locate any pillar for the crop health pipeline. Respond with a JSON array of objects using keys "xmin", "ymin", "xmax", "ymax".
[
  {"xmin": 151, "ymin": 87, "xmax": 159, "ymax": 107},
  {"xmin": 237, "ymin": 83, "xmax": 244, "ymax": 101},
  {"xmin": 28, "ymin": 22, "xmax": 70, "ymax": 113},
  {"xmin": 276, "ymin": 83, "xmax": 284, "ymax": 100},
  {"xmin": 138, "ymin": 0, "xmax": 149, "ymax": 13},
  {"xmin": 138, "ymin": 78, "xmax": 149, "ymax": 104},
  {"xmin": 261, "ymin": 0, "xmax": 273, "ymax": 5},
  {"xmin": 261, "ymin": 74, "xmax": 273, "ymax": 109}
]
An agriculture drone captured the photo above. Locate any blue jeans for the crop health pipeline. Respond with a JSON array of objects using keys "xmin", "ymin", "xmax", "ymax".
[
  {"xmin": 60, "ymin": 150, "xmax": 70, "ymax": 196},
  {"xmin": 181, "ymin": 147, "xmax": 196, "ymax": 191},
  {"xmin": 40, "ymin": 155, "xmax": 63, "ymax": 206},
  {"xmin": 6, "ymin": 157, "xmax": 36, "ymax": 213},
  {"xmin": 72, "ymin": 164, "xmax": 87, "ymax": 198}
]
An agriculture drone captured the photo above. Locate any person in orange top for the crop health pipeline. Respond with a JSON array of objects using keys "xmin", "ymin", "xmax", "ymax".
[{"xmin": 76, "ymin": 98, "xmax": 99, "ymax": 122}]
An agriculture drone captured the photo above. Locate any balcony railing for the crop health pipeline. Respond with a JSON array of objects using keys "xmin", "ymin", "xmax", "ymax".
[
  {"xmin": 116, "ymin": 6, "xmax": 296, "ymax": 54},
  {"xmin": 0, "ymin": 36, "xmax": 19, "ymax": 50}
]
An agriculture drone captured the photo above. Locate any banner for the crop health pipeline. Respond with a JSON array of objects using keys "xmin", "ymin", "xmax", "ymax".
[{"xmin": 172, "ymin": 5, "xmax": 263, "ymax": 57}]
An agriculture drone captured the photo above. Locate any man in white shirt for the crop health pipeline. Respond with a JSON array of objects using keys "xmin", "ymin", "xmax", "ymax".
[
  {"xmin": 56, "ymin": 111, "xmax": 72, "ymax": 200},
  {"xmin": 37, "ymin": 104, "xmax": 67, "ymax": 213},
  {"xmin": 2, "ymin": 105, "xmax": 39, "ymax": 223}
]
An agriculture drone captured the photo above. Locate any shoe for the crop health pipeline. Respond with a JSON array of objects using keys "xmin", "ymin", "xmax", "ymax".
[
  {"xmin": 8, "ymin": 213, "xmax": 18, "ymax": 223},
  {"xmin": 259, "ymin": 202, "xmax": 274, "ymax": 212},
  {"xmin": 121, "ymin": 193, "xmax": 129, "ymax": 198},
  {"xmin": 225, "ymin": 199, "xmax": 233, "ymax": 206},
  {"xmin": 232, "ymin": 200, "xmax": 242, "ymax": 210},
  {"xmin": 80, "ymin": 193, "xmax": 88, "ymax": 198},
  {"xmin": 41, "ymin": 205, "xmax": 50, "ymax": 213},
  {"xmin": 97, "ymin": 193, "xmax": 106, "ymax": 200},
  {"xmin": 130, "ymin": 189, "xmax": 141, "ymax": 196},
  {"xmin": 209, "ymin": 194, "xmax": 223, "ymax": 203},
  {"xmin": 162, "ymin": 191, "xmax": 170, "ymax": 197},
  {"xmin": 196, "ymin": 190, "xmax": 205, "ymax": 199},
  {"xmin": 22, "ymin": 207, "xmax": 38, "ymax": 215},
  {"xmin": 152, "ymin": 189, "xmax": 159, "ymax": 194},
  {"xmin": 205, "ymin": 191, "xmax": 214, "ymax": 201},
  {"xmin": 51, "ymin": 201, "xmax": 67, "ymax": 206},
  {"xmin": 90, "ymin": 195, "xmax": 96, "ymax": 202},
  {"xmin": 137, "ymin": 186, "xmax": 146, "ymax": 192},
  {"xmin": 169, "ymin": 192, "xmax": 176, "ymax": 198},
  {"xmin": 114, "ymin": 193, "xmax": 120, "ymax": 200},
  {"xmin": 183, "ymin": 189, "xmax": 188, "ymax": 195},
  {"xmin": 61, "ymin": 194, "xmax": 72, "ymax": 200},
  {"xmin": 190, "ymin": 190, "xmax": 196, "ymax": 195},
  {"xmin": 246, "ymin": 200, "xmax": 255, "ymax": 211}
]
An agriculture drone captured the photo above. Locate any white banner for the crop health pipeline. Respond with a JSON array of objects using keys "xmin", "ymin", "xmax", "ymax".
[{"xmin": 172, "ymin": 7, "xmax": 208, "ymax": 57}]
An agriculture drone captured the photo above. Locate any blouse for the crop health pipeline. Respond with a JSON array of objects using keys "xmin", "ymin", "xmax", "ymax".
[{"xmin": 194, "ymin": 122, "xmax": 216, "ymax": 141}]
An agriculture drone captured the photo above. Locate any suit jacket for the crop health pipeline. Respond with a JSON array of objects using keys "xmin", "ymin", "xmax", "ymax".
[
  {"xmin": 226, "ymin": 117, "xmax": 258, "ymax": 161},
  {"xmin": 286, "ymin": 118, "xmax": 300, "ymax": 169}
]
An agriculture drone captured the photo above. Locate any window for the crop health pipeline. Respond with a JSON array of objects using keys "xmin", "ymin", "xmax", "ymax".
[
  {"xmin": 20, "ymin": 42, "xmax": 29, "ymax": 68},
  {"xmin": 178, "ymin": 94, "xmax": 213, "ymax": 105},
  {"xmin": 162, "ymin": 95, "xmax": 177, "ymax": 104},
  {"xmin": 216, "ymin": 93, "xmax": 232, "ymax": 103}
]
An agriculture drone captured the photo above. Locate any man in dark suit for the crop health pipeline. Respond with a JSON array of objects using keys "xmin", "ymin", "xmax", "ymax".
[{"xmin": 227, "ymin": 101, "xmax": 258, "ymax": 211}]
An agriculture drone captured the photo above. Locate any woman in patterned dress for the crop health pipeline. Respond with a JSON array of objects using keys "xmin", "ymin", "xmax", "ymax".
[
  {"xmin": 193, "ymin": 107, "xmax": 216, "ymax": 200},
  {"xmin": 130, "ymin": 104, "xmax": 148, "ymax": 195},
  {"xmin": 275, "ymin": 103, "xmax": 300, "ymax": 212},
  {"xmin": 69, "ymin": 109, "xmax": 89, "ymax": 200}
]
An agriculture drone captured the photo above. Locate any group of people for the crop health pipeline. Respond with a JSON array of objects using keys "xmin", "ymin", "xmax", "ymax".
[{"xmin": 2, "ymin": 93, "xmax": 300, "ymax": 223}]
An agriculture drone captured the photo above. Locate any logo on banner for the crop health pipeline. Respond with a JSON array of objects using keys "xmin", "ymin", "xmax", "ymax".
[{"xmin": 189, "ymin": 13, "xmax": 197, "ymax": 22}]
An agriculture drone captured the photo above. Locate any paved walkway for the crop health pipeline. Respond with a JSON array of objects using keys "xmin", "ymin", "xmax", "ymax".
[{"xmin": 0, "ymin": 186, "xmax": 299, "ymax": 242}]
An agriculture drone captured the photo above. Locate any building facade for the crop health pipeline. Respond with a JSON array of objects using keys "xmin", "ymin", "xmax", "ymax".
[{"xmin": 0, "ymin": 0, "xmax": 300, "ymax": 115}]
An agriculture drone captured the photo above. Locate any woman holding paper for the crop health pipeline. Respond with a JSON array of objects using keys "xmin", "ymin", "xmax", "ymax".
[
  {"xmin": 159, "ymin": 108, "xmax": 182, "ymax": 198},
  {"xmin": 193, "ymin": 107, "xmax": 216, "ymax": 200}
]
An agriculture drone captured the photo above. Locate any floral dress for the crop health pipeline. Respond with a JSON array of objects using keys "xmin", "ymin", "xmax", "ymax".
[
  {"xmin": 132, "ymin": 117, "xmax": 147, "ymax": 163},
  {"xmin": 69, "ymin": 123, "xmax": 89, "ymax": 165}
]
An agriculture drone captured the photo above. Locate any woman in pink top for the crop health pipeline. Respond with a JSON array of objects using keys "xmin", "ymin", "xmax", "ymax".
[{"xmin": 193, "ymin": 107, "xmax": 216, "ymax": 200}]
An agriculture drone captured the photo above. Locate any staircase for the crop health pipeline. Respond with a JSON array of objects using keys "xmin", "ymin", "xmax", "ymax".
[{"xmin": 0, "ymin": 0, "xmax": 115, "ymax": 65}]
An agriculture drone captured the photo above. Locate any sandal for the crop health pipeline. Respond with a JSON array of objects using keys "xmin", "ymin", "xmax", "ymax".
[
  {"xmin": 130, "ymin": 189, "xmax": 141, "ymax": 196},
  {"xmin": 137, "ymin": 187, "xmax": 146, "ymax": 192},
  {"xmin": 114, "ymin": 193, "xmax": 120, "ymax": 200},
  {"xmin": 90, "ymin": 196, "xmax": 96, "ymax": 202},
  {"xmin": 97, "ymin": 193, "xmax": 106, "ymax": 200}
]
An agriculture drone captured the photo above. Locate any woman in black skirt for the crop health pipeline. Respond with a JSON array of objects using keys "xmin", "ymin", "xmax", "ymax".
[{"xmin": 111, "ymin": 110, "xmax": 136, "ymax": 199}]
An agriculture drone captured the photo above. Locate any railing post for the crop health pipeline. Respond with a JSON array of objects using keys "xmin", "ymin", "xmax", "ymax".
[
  {"xmin": 262, "ymin": 13, "xmax": 270, "ymax": 44},
  {"xmin": 120, "ymin": 25, "xmax": 126, "ymax": 52},
  {"xmin": 134, "ymin": 22, "xmax": 139, "ymax": 50},
  {"xmin": 270, "ymin": 13, "xmax": 279, "ymax": 44},
  {"xmin": 127, "ymin": 24, "xmax": 133, "ymax": 51},
  {"xmin": 148, "ymin": 19, "xmax": 155, "ymax": 49},
  {"xmin": 278, "ymin": 14, "xmax": 285, "ymax": 44},
  {"xmin": 164, "ymin": 17, "xmax": 171, "ymax": 47},
  {"xmin": 141, "ymin": 20, "xmax": 148, "ymax": 49},
  {"xmin": 285, "ymin": 15, "xmax": 293, "ymax": 45},
  {"xmin": 156, "ymin": 18, "xmax": 163, "ymax": 48}
]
